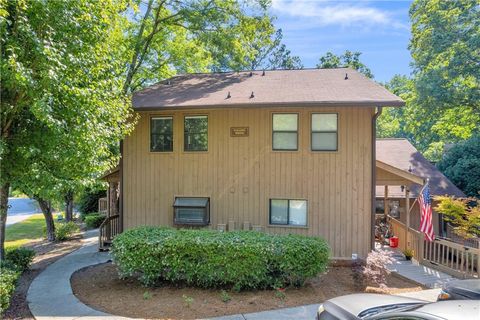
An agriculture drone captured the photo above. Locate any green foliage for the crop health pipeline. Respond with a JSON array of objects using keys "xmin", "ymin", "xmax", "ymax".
[
  {"xmin": 316, "ymin": 51, "xmax": 373, "ymax": 78},
  {"xmin": 77, "ymin": 188, "xmax": 107, "ymax": 215},
  {"xmin": 4, "ymin": 247, "xmax": 35, "ymax": 272},
  {"xmin": 220, "ymin": 290, "xmax": 231, "ymax": 303},
  {"xmin": 435, "ymin": 196, "xmax": 480, "ymax": 238},
  {"xmin": 84, "ymin": 213, "xmax": 106, "ymax": 229},
  {"xmin": 437, "ymin": 136, "xmax": 480, "ymax": 197},
  {"xmin": 0, "ymin": 267, "xmax": 19, "ymax": 315},
  {"xmin": 182, "ymin": 294, "xmax": 194, "ymax": 308},
  {"xmin": 111, "ymin": 227, "xmax": 330, "ymax": 290},
  {"xmin": 55, "ymin": 222, "xmax": 79, "ymax": 241}
]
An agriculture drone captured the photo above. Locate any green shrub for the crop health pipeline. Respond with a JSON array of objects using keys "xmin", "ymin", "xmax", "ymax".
[
  {"xmin": 0, "ymin": 267, "xmax": 19, "ymax": 315},
  {"xmin": 77, "ymin": 187, "xmax": 106, "ymax": 214},
  {"xmin": 84, "ymin": 213, "xmax": 106, "ymax": 229},
  {"xmin": 5, "ymin": 247, "xmax": 35, "ymax": 272},
  {"xmin": 111, "ymin": 227, "xmax": 330, "ymax": 290},
  {"xmin": 55, "ymin": 221, "xmax": 80, "ymax": 241}
]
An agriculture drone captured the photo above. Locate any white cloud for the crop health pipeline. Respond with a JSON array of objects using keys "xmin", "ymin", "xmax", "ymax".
[{"xmin": 271, "ymin": 0, "xmax": 407, "ymax": 29}]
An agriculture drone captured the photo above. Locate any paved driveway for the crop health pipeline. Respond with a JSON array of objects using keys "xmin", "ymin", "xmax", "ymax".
[{"xmin": 6, "ymin": 197, "xmax": 41, "ymax": 225}]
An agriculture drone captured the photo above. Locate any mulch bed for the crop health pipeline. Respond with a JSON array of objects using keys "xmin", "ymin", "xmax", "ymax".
[
  {"xmin": 71, "ymin": 262, "xmax": 425, "ymax": 320},
  {"xmin": 3, "ymin": 235, "xmax": 84, "ymax": 320}
]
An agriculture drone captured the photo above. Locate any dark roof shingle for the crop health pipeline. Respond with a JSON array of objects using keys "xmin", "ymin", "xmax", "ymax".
[
  {"xmin": 376, "ymin": 139, "xmax": 465, "ymax": 198},
  {"xmin": 133, "ymin": 68, "xmax": 404, "ymax": 110}
]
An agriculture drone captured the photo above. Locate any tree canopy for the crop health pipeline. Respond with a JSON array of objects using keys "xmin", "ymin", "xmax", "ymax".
[
  {"xmin": 437, "ymin": 135, "xmax": 480, "ymax": 198},
  {"xmin": 316, "ymin": 50, "xmax": 373, "ymax": 78}
]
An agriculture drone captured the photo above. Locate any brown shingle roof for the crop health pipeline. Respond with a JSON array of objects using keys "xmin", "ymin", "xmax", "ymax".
[
  {"xmin": 132, "ymin": 68, "xmax": 404, "ymax": 110},
  {"xmin": 376, "ymin": 139, "xmax": 465, "ymax": 198}
]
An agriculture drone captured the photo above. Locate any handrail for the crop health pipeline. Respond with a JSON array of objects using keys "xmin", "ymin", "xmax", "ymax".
[{"xmin": 99, "ymin": 214, "xmax": 120, "ymax": 251}]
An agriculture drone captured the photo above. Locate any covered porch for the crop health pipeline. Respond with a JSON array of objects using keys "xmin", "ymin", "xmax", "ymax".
[
  {"xmin": 375, "ymin": 160, "xmax": 424, "ymax": 253},
  {"xmin": 98, "ymin": 167, "xmax": 121, "ymax": 250}
]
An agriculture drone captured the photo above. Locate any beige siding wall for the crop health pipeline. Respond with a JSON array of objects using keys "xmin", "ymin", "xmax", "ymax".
[{"xmin": 123, "ymin": 106, "xmax": 375, "ymax": 258}]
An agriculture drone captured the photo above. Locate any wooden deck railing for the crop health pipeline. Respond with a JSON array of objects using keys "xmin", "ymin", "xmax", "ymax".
[
  {"xmin": 99, "ymin": 214, "xmax": 120, "ymax": 251},
  {"xmin": 388, "ymin": 216, "xmax": 479, "ymax": 279},
  {"xmin": 423, "ymin": 238, "xmax": 479, "ymax": 279},
  {"xmin": 98, "ymin": 197, "xmax": 108, "ymax": 214}
]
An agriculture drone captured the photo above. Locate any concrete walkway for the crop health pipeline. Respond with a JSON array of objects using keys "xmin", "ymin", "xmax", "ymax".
[
  {"xmin": 29, "ymin": 233, "xmax": 446, "ymax": 320},
  {"xmin": 385, "ymin": 248, "xmax": 455, "ymax": 289},
  {"xmin": 27, "ymin": 230, "xmax": 129, "ymax": 320}
]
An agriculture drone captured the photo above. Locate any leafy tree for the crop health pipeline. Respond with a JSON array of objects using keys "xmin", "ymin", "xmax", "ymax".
[
  {"xmin": 435, "ymin": 196, "xmax": 480, "ymax": 238},
  {"xmin": 437, "ymin": 135, "xmax": 480, "ymax": 198},
  {"xmin": 316, "ymin": 50, "xmax": 373, "ymax": 78},
  {"xmin": 0, "ymin": 0, "xmax": 133, "ymax": 257},
  {"xmin": 247, "ymin": 28, "xmax": 303, "ymax": 70},
  {"xmin": 122, "ymin": 0, "xmax": 275, "ymax": 93},
  {"xmin": 407, "ymin": 0, "xmax": 480, "ymax": 159}
]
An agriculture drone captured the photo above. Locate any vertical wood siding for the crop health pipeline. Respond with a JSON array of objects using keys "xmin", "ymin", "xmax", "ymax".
[{"xmin": 123, "ymin": 106, "xmax": 374, "ymax": 258}]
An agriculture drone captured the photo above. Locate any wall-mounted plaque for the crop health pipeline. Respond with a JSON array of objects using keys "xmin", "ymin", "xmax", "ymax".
[{"xmin": 230, "ymin": 127, "xmax": 249, "ymax": 137}]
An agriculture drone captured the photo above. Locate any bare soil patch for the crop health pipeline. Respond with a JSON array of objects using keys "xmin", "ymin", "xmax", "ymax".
[
  {"xmin": 3, "ymin": 235, "xmax": 84, "ymax": 320},
  {"xmin": 71, "ymin": 262, "xmax": 424, "ymax": 320}
]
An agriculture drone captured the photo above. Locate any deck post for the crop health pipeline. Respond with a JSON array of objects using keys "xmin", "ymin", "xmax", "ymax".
[{"xmin": 384, "ymin": 185, "xmax": 389, "ymax": 218}]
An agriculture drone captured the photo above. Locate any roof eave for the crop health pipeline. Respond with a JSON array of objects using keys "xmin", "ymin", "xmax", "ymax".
[{"xmin": 132, "ymin": 100, "xmax": 405, "ymax": 111}]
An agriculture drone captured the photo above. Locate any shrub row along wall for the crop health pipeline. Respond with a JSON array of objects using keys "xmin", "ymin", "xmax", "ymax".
[{"xmin": 111, "ymin": 227, "xmax": 330, "ymax": 290}]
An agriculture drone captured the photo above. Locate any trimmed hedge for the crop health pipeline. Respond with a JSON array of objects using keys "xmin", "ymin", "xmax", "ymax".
[
  {"xmin": 84, "ymin": 213, "xmax": 106, "ymax": 229},
  {"xmin": 0, "ymin": 268, "xmax": 19, "ymax": 315},
  {"xmin": 111, "ymin": 227, "xmax": 330, "ymax": 290}
]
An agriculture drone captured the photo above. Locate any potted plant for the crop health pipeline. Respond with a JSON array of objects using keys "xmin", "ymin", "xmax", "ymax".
[{"xmin": 403, "ymin": 248, "xmax": 414, "ymax": 261}]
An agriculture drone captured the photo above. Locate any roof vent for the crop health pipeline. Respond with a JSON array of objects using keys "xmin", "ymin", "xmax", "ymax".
[
  {"xmin": 226, "ymin": 91, "xmax": 231, "ymax": 99},
  {"xmin": 249, "ymin": 71, "xmax": 253, "ymax": 77},
  {"xmin": 262, "ymin": 70, "xmax": 265, "ymax": 76},
  {"xmin": 250, "ymin": 91, "xmax": 255, "ymax": 99},
  {"xmin": 344, "ymin": 73, "xmax": 348, "ymax": 80}
]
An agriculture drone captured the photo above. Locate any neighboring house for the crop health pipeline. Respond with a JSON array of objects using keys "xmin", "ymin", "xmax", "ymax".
[
  {"xmin": 375, "ymin": 138, "xmax": 465, "ymax": 237},
  {"xmin": 102, "ymin": 68, "xmax": 406, "ymax": 259}
]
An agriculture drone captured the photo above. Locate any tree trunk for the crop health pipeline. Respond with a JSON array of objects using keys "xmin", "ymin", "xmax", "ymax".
[
  {"xmin": 37, "ymin": 198, "xmax": 55, "ymax": 241},
  {"xmin": 64, "ymin": 190, "xmax": 74, "ymax": 222},
  {"xmin": 0, "ymin": 183, "xmax": 10, "ymax": 261}
]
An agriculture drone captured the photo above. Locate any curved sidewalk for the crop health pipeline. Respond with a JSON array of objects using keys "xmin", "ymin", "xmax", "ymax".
[
  {"xmin": 27, "ymin": 232, "xmax": 438, "ymax": 320},
  {"xmin": 27, "ymin": 231, "xmax": 129, "ymax": 320}
]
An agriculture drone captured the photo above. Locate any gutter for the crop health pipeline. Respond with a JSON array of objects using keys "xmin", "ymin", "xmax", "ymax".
[
  {"xmin": 119, "ymin": 140, "xmax": 124, "ymax": 232},
  {"xmin": 371, "ymin": 106, "xmax": 382, "ymax": 252}
]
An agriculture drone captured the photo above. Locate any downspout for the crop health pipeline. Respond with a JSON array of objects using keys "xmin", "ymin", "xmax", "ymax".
[
  {"xmin": 119, "ymin": 140, "xmax": 124, "ymax": 232},
  {"xmin": 371, "ymin": 106, "xmax": 382, "ymax": 251}
]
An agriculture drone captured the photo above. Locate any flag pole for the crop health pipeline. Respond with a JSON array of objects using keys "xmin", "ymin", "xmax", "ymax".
[{"xmin": 409, "ymin": 178, "xmax": 429, "ymax": 213}]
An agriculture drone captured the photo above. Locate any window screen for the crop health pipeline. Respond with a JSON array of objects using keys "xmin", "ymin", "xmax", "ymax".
[
  {"xmin": 272, "ymin": 114, "xmax": 298, "ymax": 150},
  {"xmin": 151, "ymin": 117, "xmax": 173, "ymax": 152},
  {"xmin": 269, "ymin": 199, "xmax": 307, "ymax": 226},
  {"xmin": 311, "ymin": 113, "xmax": 338, "ymax": 151},
  {"xmin": 184, "ymin": 116, "xmax": 208, "ymax": 151}
]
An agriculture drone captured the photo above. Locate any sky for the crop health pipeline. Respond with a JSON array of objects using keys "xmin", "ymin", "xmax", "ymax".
[{"xmin": 270, "ymin": 0, "xmax": 413, "ymax": 82}]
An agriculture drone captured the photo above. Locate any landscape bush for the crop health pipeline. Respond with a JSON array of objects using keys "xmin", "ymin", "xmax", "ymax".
[
  {"xmin": 111, "ymin": 227, "xmax": 330, "ymax": 290},
  {"xmin": 4, "ymin": 247, "xmax": 35, "ymax": 272},
  {"xmin": 77, "ymin": 188, "xmax": 106, "ymax": 215},
  {"xmin": 84, "ymin": 213, "xmax": 106, "ymax": 229},
  {"xmin": 55, "ymin": 221, "xmax": 80, "ymax": 241},
  {"xmin": 0, "ymin": 267, "xmax": 19, "ymax": 315}
]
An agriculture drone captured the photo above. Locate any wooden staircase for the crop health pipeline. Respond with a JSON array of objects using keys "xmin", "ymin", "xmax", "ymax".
[{"xmin": 99, "ymin": 214, "xmax": 120, "ymax": 251}]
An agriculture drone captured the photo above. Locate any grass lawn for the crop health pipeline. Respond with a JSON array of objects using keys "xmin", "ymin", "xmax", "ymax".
[{"xmin": 5, "ymin": 214, "xmax": 45, "ymax": 249}]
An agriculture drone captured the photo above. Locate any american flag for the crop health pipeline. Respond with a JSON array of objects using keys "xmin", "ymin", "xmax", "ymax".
[{"xmin": 419, "ymin": 182, "xmax": 435, "ymax": 242}]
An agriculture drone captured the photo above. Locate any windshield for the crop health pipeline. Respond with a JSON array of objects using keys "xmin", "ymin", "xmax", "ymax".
[{"xmin": 359, "ymin": 303, "xmax": 426, "ymax": 318}]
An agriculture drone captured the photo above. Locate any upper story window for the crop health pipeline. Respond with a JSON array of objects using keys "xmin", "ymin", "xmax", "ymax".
[
  {"xmin": 269, "ymin": 199, "xmax": 307, "ymax": 226},
  {"xmin": 311, "ymin": 113, "xmax": 338, "ymax": 151},
  {"xmin": 151, "ymin": 116, "xmax": 173, "ymax": 152},
  {"xmin": 184, "ymin": 115, "xmax": 208, "ymax": 151},
  {"xmin": 272, "ymin": 114, "xmax": 298, "ymax": 151}
]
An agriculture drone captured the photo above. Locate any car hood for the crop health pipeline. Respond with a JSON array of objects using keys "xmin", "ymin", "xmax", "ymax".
[
  {"xmin": 323, "ymin": 293, "xmax": 427, "ymax": 319},
  {"xmin": 415, "ymin": 300, "xmax": 480, "ymax": 320},
  {"xmin": 444, "ymin": 279, "xmax": 480, "ymax": 299}
]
